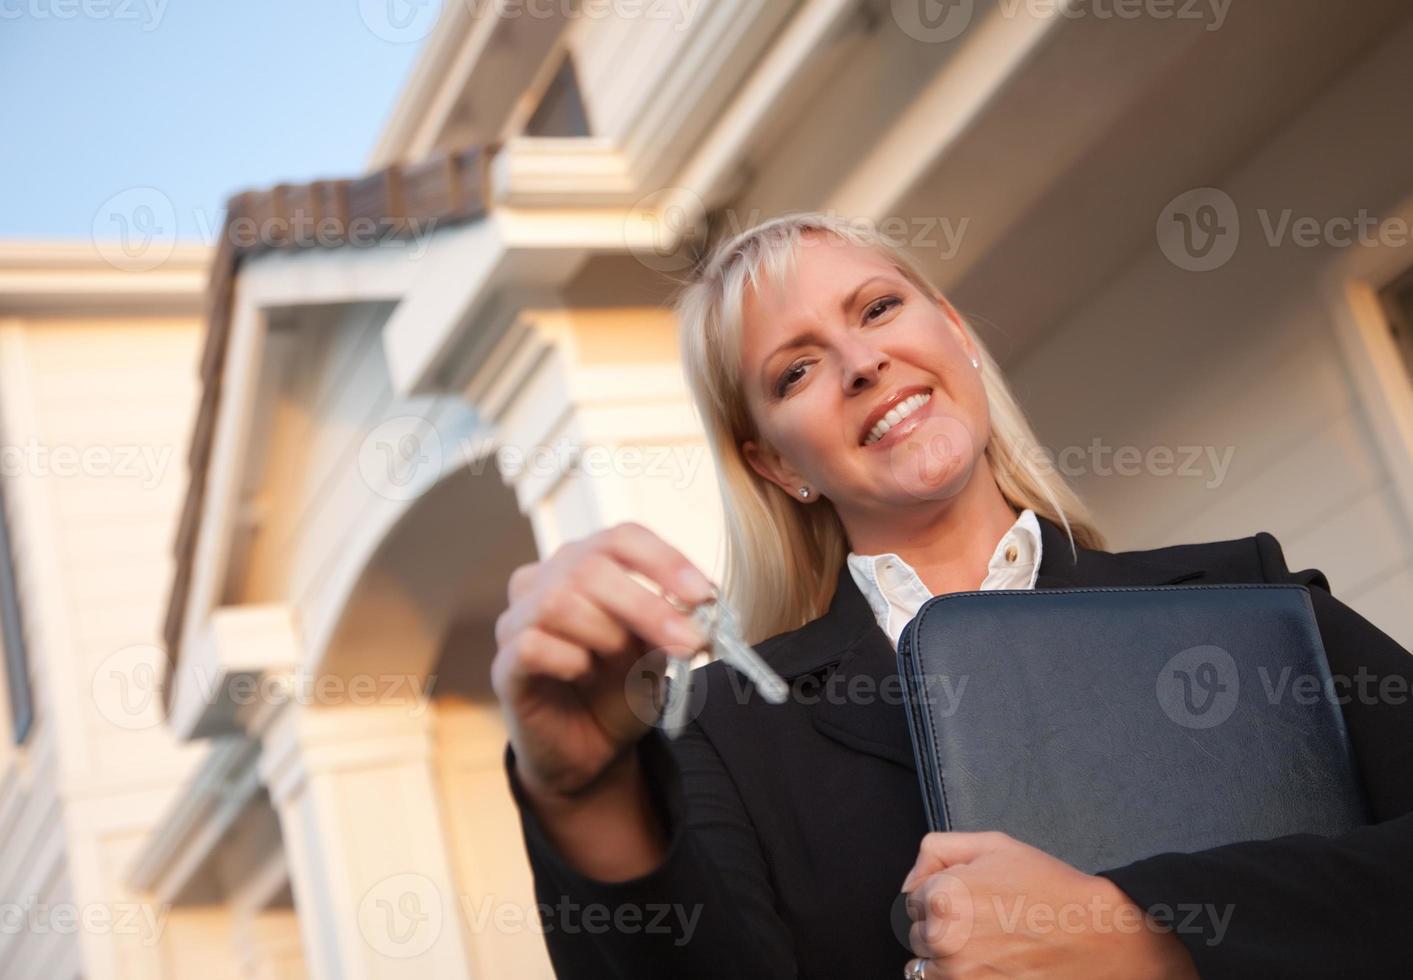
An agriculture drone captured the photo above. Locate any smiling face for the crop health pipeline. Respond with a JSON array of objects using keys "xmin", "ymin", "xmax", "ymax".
[{"xmin": 738, "ymin": 233, "xmax": 992, "ymax": 522}]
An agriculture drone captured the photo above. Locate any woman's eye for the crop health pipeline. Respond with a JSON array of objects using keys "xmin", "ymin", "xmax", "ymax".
[
  {"xmin": 865, "ymin": 296, "xmax": 901, "ymax": 321},
  {"xmin": 776, "ymin": 362, "xmax": 807, "ymax": 396}
]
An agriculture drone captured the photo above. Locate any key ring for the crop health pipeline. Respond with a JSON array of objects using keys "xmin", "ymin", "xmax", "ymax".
[{"xmin": 664, "ymin": 583, "xmax": 721, "ymax": 638}]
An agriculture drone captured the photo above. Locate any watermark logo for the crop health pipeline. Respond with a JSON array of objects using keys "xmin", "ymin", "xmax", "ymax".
[
  {"xmin": 625, "ymin": 186, "xmax": 708, "ymax": 273},
  {"xmin": 92, "ymin": 187, "xmax": 178, "ymax": 273},
  {"xmin": 91, "ymin": 189, "xmax": 441, "ymax": 272},
  {"xmin": 891, "ymin": 0, "xmax": 975, "ymax": 43},
  {"xmin": 1156, "ymin": 644, "xmax": 1239, "ymax": 729},
  {"xmin": 624, "ymin": 646, "xmax": 708, "ymax": 730},
  {"xmin": 359, "ymin": 0, "xmax": 442, "ymax": 43},
  {"xmin": 894, "ymin": 871, "xmax": 975, "ymax": 955},
  {"xmin": 359, "ymin": 416, "xmax": 446, "ymax": 502},
  {"xmin": 886, "ymin": 413, "xmax": 978, "ymax": 502},
  {"xmin": 1158, "ymin": 189, "xmax": 1412, "ymax": 272},
  {"xmin": 1156, "ymin": 187, "xmax": 1240, "ymax": 273},
  {"xmin": 91, "ymin": 644, "xmax": 165, "ymax": 731},
  {"xmin": 359, "ymin": 873, "xmax": 443, "ymax": 958}
]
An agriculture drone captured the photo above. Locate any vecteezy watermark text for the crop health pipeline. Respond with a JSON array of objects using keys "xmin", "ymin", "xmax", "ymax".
[
  {"xmin": 0, "ymin": 438, "xmax": 173, "ymax": 490},
  {"xmin": 0, "ymin": 898, "xmax": 169, "ymax": 945},
  {"xmin": 0, "ymin": 0, "xmax": 168, "ymax": 29},
  {"xmin": 358, "ymin": 417, "xmax": 713, "ymax": 502},
  {"xmin": 1158, "ymin": 188, "xmax": 1413, "ymax": 272},
  {"xmin": 1005, "ymin": 439, "xmax": 1237, "ymax": 490},
  {"xmin": 357, "ymin": 873, "xmax": 703, "ymax": 959},
  {"xmin": 891, "ymin": 0, "xmax": 1231, "ymax": 44}
]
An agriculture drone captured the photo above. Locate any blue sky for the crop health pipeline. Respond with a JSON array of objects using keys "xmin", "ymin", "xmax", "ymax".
[{"xmin": 0, "ymin": 0, "xmax": 431, "ymax": 241}]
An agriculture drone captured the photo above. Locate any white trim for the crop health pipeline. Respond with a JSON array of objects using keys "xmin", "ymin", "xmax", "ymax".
[
  {"xmin": 594, "ymin": 0, "xmax": 793, "ymax": 186},
  {"xmin": 489, "ymin": 137, "xmax": 638, "ymax": 205},
  {"xmin": 166, "ymin": 605, "xmax": 302, "ymax": 741},
  {"xmin": 166, "ymin": 246, "xmax": 421, "ymax": 723},
  {"xmin": 489, "ymin": 0, "xmax": 868, "ymax": 212},
  {"xmin": 670, "ymin": 0, "xmax": 875, "ymax": 208},
  {"xmin": 0, "ymin": 243, "xmax": 211, "ymax": 316},
  {"xmin": 1319, "ymin": 203, "xmax": 1413, "ymax": 536},
  {"xmin": 0, "ymin": 328, "xmax": 90, "ymax": 779},
  {"xmin": 367, "ymin": 0, "xmax": 572, "ymax": 168},
  {"xmin": 124, "ymin": 736, "xmax": 263, "ymax": 904}
]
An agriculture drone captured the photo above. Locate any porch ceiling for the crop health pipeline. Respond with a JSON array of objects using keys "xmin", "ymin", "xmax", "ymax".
[{"xmin": 896, "ymin": 0, "xmax": 1413, "ymax": 366}]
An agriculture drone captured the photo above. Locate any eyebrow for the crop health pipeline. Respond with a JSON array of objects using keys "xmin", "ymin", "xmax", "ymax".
[{"xmin": 758, "ymin": 274, "xmax": 897, "ymax": 392}]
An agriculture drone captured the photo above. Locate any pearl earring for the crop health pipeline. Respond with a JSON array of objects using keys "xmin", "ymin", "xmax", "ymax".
[
  {"xmin": 798, "ymin": 486, "xmax": 811, "ymax": 499},
  {"xmin": 971, "ymin": 356, "xmax": 980, "ymax": 369}
]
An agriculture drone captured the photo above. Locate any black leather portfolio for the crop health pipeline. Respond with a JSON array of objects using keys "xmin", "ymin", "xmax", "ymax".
[{"xmin": 895, "ymin": 584, "xmax": 1370, "ymax": 872}]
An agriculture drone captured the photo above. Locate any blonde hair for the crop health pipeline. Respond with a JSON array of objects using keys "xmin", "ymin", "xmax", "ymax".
[{"xmin": 671, "ymin": 211, "xmax": 1105, "ymax": 643}]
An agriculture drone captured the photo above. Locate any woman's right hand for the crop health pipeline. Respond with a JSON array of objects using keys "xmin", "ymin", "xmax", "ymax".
[{"xmin": 491, "ymin": 521, "xmax": 717, "ymax": 806}]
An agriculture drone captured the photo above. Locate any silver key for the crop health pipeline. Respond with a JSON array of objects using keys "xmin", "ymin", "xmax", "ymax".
[
  {"xmin": 660, "ymin": 656, "xmax": 693, "ymax": 738},
  {"xmin": 707, "ymin": 598, "xmax": 789, "ymax": 705},
  {"xmin": 659, "ymin": 588, "xmax": 789, "ymax": 739}
]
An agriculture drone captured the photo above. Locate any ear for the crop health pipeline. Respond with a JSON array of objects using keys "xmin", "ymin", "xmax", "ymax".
[{"xmin": 741, "ymin": 438, "xmax": 809, "ymax": 498}]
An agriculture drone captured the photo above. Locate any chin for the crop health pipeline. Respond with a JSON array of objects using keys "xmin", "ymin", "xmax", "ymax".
[{"xmin": 878, "ymin": 415, "xmax": 979, "ymax": 503}]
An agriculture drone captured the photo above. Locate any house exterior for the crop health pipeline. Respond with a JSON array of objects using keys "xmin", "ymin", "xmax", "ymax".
[
  {"xmin": 0, "ymin": 244, "xmax": 215, "ymax": 977},
  {"xmin": 3, "ymin": 1, "xmax": 1412, "ymax": 977}
]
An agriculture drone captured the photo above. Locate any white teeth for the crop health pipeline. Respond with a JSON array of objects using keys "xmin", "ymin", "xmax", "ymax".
[{"xmin": 864, "ymin": 392, "xmax": 931, "ymax": 445}]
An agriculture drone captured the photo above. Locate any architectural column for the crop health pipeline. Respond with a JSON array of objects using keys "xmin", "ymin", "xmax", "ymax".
[
  {"xmin": 474, "ymin": 305, "xmax": 726, "ymax": 575},
  {"xmin": 258, "ymin": 702, "xmax": 471, "ymax": 980},
  {"xmin": 432, "ymin": 696, "xmax": 554, "ymax": 978}
]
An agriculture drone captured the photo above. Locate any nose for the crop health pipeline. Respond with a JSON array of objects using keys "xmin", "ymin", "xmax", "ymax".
[{"xmin": 841, "ymin": 335, "xmax": 888, "ymax": 393}]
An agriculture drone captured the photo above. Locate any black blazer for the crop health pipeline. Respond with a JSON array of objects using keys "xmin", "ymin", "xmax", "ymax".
[{"xmin": 506, "ymin": 516, "xmax": 1413, "ymax": 979}]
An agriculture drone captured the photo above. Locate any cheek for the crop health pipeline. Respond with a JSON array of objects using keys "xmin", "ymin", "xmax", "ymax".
[{"xmin": 770, "ymin": 397, "xmax": 835, "ymax": 458}]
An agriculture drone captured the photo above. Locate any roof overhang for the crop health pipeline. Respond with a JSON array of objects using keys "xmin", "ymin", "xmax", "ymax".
[{"xmin": 0, "ymin": 243, "xmax": 211, "ymax": 317}]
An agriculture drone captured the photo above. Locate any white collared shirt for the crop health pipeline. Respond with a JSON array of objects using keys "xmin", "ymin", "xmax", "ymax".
[{"xmin": 845, "ymin": 508, "xmax": 1043, "ymax": 649}]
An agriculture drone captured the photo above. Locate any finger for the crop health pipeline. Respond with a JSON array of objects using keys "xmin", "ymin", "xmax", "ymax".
[
  {"xmin": 906, "ymin": 873, "xmax": 974, "ymax": 960},
  {"xmin": 498, "ymin": 581, "xmax": 634, "ymax": 658},
  {"xmin": 492, "ymin": 627, "xmax": 595, "ymax": 697},
  {"xmin": 507, "ymin": 561, "xmax": 541, "ymax": 603},
  {"xmin": 905, "ymin": 869, "xmax": 961, "ymax": 923},
  {"xmin": 500, "ymin": 552, "xmax": 706, "ymax": 661},
  {"xmin": 589, "ymin": 522, "xmax": 716, "ymax": 606},
  {"xmin": 569, "ymin": 549, "xmax": 709, "ymax": 655},
  {"xmin": 902, "ymin": 831, "xmax": 1005, "ymax": 892}
]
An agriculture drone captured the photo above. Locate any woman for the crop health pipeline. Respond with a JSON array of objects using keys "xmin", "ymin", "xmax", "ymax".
[{"xmin": 491, "ymin": 212, "xmax": 1413, "ymax": 979}]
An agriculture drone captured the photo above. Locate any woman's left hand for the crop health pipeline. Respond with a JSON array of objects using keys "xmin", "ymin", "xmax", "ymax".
[{"xmin": 901, "ymin": 831, "xmax": 1199, "ymax": 980}]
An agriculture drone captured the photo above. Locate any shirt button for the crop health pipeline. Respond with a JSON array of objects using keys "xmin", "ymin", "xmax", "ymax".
[{"xmin": 1004, "ymin": 544, "xmax": 1018, "ymax": 562}]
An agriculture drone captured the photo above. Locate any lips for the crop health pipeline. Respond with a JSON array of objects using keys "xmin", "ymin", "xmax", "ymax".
[{"xmin": 861, "ymin": 386, "xmax": 933, "ymax": 446}]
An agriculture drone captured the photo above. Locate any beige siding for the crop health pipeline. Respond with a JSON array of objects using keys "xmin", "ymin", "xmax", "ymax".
[
  {"xmin": 0, "ymin": 314, "xmax": 209, "ymax": 978},
  {"xmin": 1011, "ymin": 30, "xmax": 1413, "ymax": 647}
]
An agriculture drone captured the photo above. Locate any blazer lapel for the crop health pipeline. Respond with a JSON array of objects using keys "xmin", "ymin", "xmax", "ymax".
[
  {"xmin": 1031, "ymin": 516, "xmax": 1206, "ymax": 589},
  {"xmin": 791, "ymin": 515, "xmax": 1207, "ymax": 771}
]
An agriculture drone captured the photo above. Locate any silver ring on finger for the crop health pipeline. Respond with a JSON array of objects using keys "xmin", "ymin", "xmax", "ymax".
[{"xmin": 904, "ymin": 957, "xmax": 928, "ymax": 980}]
